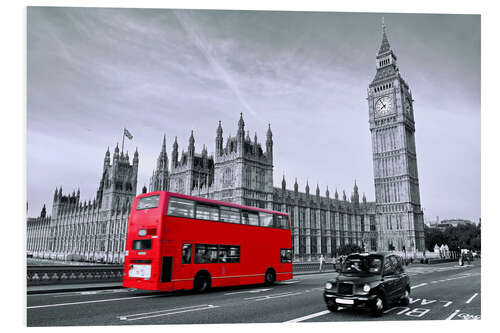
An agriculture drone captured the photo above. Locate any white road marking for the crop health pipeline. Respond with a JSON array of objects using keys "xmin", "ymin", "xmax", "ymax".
[
  {"xmin": 53, "ymin": 289, "xmax": 130, "ymax": 297},
  {"xmin": 466, "ymin": 293, "xmax": 479, "ymax": 304},
  {"xmin": 279, "ymin": 280, "xmax": 301, "ymax": 284},
  {"xmin": 224, "ymin": 288, "xmax": 272, "ymax": 295},
  {"xmin": 27, "ymin": 294, "xmax": 158, "ymax": 309},
  {"xmin": 446, "ymin": 309, "xmax": 461, "ymax": 320},
  {"xmin": 411, "ymin": 283, "xmax": 428, "ymax": 289},
  {"xmin": 119, "ymin": 304, "xmax": 219, "ymax": 321},
  {"xmin": 284, "ymin": 310, "xmax": 330, "ymax": 323}
]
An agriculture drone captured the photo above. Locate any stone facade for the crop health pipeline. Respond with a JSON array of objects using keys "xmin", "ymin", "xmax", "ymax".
[
  {"xmin": 149, "ymin": 113, "xmax": 378, "ymax": 260},
  {"xmin": 27, "ymin": 146, "xmax": 138, "ymax": 263},
  {"xmin": 27, "ymin": 23, "xmax": 425, "ymax": 263},
  {"xmin": 367, "ymin": 24, "xmax": 425, "ymax": 252}
]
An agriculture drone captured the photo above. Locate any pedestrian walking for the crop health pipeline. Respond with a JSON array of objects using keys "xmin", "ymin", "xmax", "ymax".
[{"xmin": 319, "ymin": 254, "xmax": 325, "ymax": 272}]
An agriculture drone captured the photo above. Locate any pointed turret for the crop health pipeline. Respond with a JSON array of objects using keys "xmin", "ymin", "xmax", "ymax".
[
  {"xmin": 188, "ymin": 130, "xmax": 195, "ymax": 156},
  {"xmin": 334, "ymin": 188, "xmax": 339, "ymax": 200},
  {"xmin": 266, "ymin": 123, "xmax": 273, "ymax": 158},
  {"xmin": 216, "ymin": 121, "xmax": 224, "ymax": 155},
  {"xmin": 282, "ymin": 174, "xmax": 286, "ymax": 191},
  {"xmin": 378, "ymin": 17, "xmax": 391, "ymax": 55},
  {"xmin": 352, "ymin": 180, "xmax": 359, "ymax": 205},
  {"xmin": 305, "ymin": 181, "xmax": 310, "ymax": 195},
  {"xmin": 133, "ymin": 147, "xmax": 139, "ymax": 167},
  {"xmin": 372, "ymin": 17, "xmax": 398, "ymax": 83},
  {"xmin": 294, "ymin": 178, "xmax": 298, "ymax": 193},
  {"xmin": 237, "ymin": 112, "xmax": 245, "ymax": 140},
  {"xmin": 172, "ymin": 136, "xmax": 179, "ymax": 169},
  {"xmin": 40, "ymin": 204, "xmax": 46, "ymax": 218},
  {"xmin": 113, "ymin": 144, "xmax": 120, "ymax": 161},
  {"xmin": 362, "ymin": 192, "xmax": 367, "ymax": 203},
  {"xmin": 326, "ymin": 186, "xmax": 330, "ymax": 199},
  {"xmin": 316, "ymin": 183, "xmax": 320, "ymax": 197},
  {"xmin": 342, "ymin": 190, "xmax": 347, "ymax": 201},
  {"xmin": 104, "ymin": 147, "xmax": 110, "ymax": 169}
]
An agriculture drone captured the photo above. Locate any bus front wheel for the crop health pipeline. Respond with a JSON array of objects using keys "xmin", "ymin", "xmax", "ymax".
[
  {"xmin": 264, "ymin": 268, "xmax": 276, "ymax": 285},
  {"xmin": 194, "ymin": 273, "xmax": 211, "ymax": 293}
]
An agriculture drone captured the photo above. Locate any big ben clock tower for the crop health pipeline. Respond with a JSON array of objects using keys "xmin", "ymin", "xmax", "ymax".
[{"xmin": 367, "ymin": 20, "xmax": 425, "ymax": 252}]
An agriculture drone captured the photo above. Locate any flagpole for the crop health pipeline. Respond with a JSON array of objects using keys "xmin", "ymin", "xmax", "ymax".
[{"xmin": 121, "ymin": 127, "xmax": 125, "ymax": 154}]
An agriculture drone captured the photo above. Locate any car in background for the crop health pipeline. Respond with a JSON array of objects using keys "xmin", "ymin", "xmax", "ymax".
[{"xmin": 323, "ymin": 252, "xmax": 410, "ymax": 317}]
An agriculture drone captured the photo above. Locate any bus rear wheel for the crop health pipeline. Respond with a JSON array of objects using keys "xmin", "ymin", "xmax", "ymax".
[
  {"xmin": 264, "ymin": 268, "xmax": 276, "ymax": 285},
  {"xmin": 194, "ymin": 273, "xmax": 211, "ymax": 293}
]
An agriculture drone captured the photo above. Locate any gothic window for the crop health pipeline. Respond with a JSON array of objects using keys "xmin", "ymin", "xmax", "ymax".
[
  {"xmin": 223, "ymin": 167, "xmax": 233, "ymax": 187},
  {"xmin": 177, "ymin": 179, "xmax": 184, "ymax": 194},
  {"xmin": 244, "ymin": 167, "xmax": 252, "ymax": 188}
]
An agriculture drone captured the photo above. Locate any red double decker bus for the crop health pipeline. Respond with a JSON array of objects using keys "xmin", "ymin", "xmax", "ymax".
[{"xmin": 123, "ymin": 191, "xmax": 293, "ymax": 292}]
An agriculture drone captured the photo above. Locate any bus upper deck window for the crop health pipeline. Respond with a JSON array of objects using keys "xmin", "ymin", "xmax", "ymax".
[
  {"xmin": 242, "ymin": 211, "xmax": 259, "ymax": 226},
  {"xmin": 220, "ymin": 206, "xmax": 241, "ymax": 224},
  {"xmin": 137, "ymin": 195, "xmax": 160, "ymax": 210},
  {"xmin": 195, "ymin": 203, "xmax": 219, "ymax": 221},
  {"xmin": 167, "ymin": 197, "xmax": 195, "ymax": 218},
  {"xmin": 259, "ymin": 212, "xmax": 273, "ymax": 227}
]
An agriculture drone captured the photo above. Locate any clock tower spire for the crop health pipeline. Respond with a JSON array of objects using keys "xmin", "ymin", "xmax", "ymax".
[{"xmin": 367, "ymin": 19, "xmax": 425, "ymax": 253}]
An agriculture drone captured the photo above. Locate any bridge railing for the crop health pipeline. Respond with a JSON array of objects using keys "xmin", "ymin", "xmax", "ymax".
[
  {"xmin": 27, "ymin": 265, "xmax": 124, "ymax": 286},
  {"xmin": 27, "ymin": 263, "xmax": 338, "ymax": 286}
]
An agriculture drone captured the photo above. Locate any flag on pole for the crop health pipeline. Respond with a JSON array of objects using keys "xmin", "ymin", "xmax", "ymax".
[{"xmin": 124, "ymin": 128, "xmax": 133, "ymax": 140}]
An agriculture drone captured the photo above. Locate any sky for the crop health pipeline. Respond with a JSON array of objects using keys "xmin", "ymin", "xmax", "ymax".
[{"xmin": 27, "ymin": 7, "xmax": 480, "ymax": 222}]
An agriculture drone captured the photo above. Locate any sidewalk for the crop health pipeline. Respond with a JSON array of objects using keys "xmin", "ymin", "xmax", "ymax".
[{"xmin": 27, "ymin": 282, "xmax": 123, "ymax": 295}]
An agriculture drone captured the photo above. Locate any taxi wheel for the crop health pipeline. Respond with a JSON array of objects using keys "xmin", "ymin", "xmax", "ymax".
[
  {"xmin": 370, "ymin": 294, "xmax": 385, "ymax": 317},
  {"xmin": 400, "ymin": 288, "xmax": 410, "ymax": 306}
]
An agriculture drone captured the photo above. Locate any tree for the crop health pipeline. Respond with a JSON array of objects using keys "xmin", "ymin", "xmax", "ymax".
[{"xmin": 424, "ymin": 223, "xmax": 480, "ymax": 252}]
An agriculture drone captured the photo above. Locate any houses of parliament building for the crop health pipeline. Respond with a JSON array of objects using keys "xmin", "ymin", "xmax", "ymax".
[{"xmin": 27, "ymin": 24, "xmax": 425, "ymax": 263}]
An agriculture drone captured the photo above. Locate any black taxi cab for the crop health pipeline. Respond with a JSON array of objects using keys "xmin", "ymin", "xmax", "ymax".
[{"xmin": 323, "ymin": 252, "xmax": 410, "ymax": 317}]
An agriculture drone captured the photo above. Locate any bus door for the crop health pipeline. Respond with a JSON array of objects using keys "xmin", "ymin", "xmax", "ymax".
[
  {"xmin": 159, "ymin": 240, "xmax": 176, "ymax": 286},
  {"xmin": 175, "ymin": 241, "xmax": 194, "ymax": 289}
]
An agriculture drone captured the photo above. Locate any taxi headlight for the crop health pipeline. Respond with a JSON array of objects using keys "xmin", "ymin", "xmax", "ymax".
[
  {"xmin": 138, "ymin": 228, "xmax": 147, "ymax": 236},
  {"xmin": 325, "ymin": 282, "xmax": 333, "ymax": 290},
  {"xmin": 363, "ymin": 284, "xmax": 371, "ymax": 292}
]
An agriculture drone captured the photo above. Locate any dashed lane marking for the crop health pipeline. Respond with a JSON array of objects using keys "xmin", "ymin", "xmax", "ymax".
[
  {"xmin": 446, "ymin": 309, "xmax": 461, "ymax": 320},
  {"xmin": 279, "ymin": 280, "xmax": 301, "ymax": 284},
  {"xmin": 284, "ymin": 310, "xmax": 330, "ymax": 323},
  {"xmin": 411, "ymin": 283, "xmax": 428, "ymax": 289},
  {"xmin": 466, "ymin": 293, "xmax": 479, "ymax": 304},
  {"xmin": 244, "ymin": 291, "xmax": 302, "ymax": 301},
  {"xmin": 27, "ymin": 294, "xmax": 159, "ymax": 309},
  {"xmin": 118, "ymin": 304, "xmax": 219, "ymax": 321},
  {"xmin": 224, "ymin": 288, "xmax": 272, "ymax": 295}
]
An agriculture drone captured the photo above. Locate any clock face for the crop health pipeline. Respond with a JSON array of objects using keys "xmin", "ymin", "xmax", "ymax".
[{"xmin": 375, "ymin": 96, "xmax": 394, "ymax": 116}]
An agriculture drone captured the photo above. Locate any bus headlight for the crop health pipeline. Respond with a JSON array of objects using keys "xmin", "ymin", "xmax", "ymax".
[
  {"xmin": 138, "ymin": 229, "xmax": 147, "ymax": 236},
  {"xmin": 363, "ymin": 284, "xmax": 371, "ymax": 292},
  {"xmin": 325, "ymin": 282, "xmax": 333, "ymax": 290}
]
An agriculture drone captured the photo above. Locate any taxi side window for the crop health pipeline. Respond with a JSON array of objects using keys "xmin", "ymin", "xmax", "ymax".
[{"xmin": 383, "ymin": 256, "xmax": 396, "ymax": 276}]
